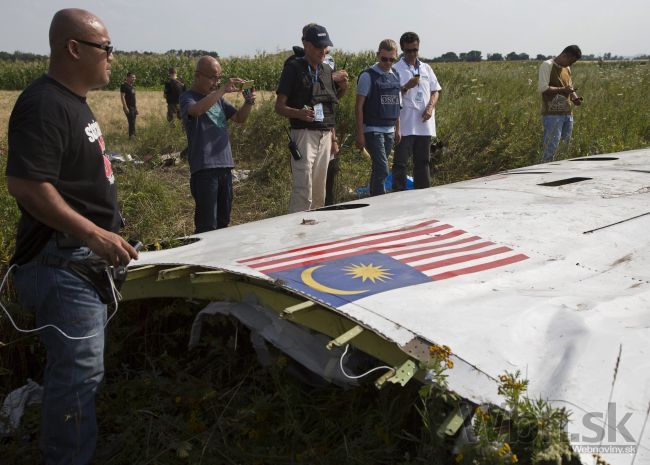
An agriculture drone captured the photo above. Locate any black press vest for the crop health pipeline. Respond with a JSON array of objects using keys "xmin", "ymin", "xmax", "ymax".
[{"xmin": 286, "ymin": 58, "xmax": 338, "ymax": 130}]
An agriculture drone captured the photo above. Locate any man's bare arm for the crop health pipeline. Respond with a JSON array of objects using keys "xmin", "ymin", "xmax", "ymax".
[{"xmin": 7, "ymin": 176, "xmax": 137, "ymax": 266}]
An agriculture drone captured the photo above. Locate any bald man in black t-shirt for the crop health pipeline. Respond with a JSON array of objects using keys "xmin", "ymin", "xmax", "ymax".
[{"xmin": 6, "ymin": 9, "xmax": 137, "ymax": 464}]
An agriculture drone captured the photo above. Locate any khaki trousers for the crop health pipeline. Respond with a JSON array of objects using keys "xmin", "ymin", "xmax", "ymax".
[{"xmin": 288, "ymin": 128, "xmax": 332, "ymax": 213}]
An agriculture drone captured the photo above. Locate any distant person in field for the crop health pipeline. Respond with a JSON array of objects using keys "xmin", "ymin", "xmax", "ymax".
[
  {"xmin": 275, "ymin": 24, "xmax": 349, "ymax": 213},
  {"xmin": 392, "ymin": 31, "xmax": 442, "ymax": 191},
  {"xmin": 538, "ymin": 45, "xmax": 583, "ymax": 162},
  {"xmin": 287, "ymin": 23, "xmax": 350, "ymax": 206},
  {"xmin": 355, "ymin": 39, "xmax": 401, "ymax": 196},
  {"xmin": 180, "ymin": 55, "xmax": 256, "ymax": 233},
  {"xmin": 164, "ymin": 67, "xmax": 186, "ymax": 123},
  {"xmin": 120, "ymin": 71, "xmax": 137, "ymax": 138},
  {"xmin": 6, "ymin": 8, "xmax": 138, "ymax": 464}
]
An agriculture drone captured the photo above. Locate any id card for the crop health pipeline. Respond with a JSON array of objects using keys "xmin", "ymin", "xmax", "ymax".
[
  {"xmin": 313, "ymin": 103, "xmax": 324, "ymax": 122},
  {"xmin": 415, "ymin": 90, "xmax": 424, "ymax": 104}
]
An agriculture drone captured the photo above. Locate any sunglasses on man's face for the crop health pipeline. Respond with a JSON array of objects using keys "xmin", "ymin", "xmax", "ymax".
[
  {"xmin": 380, "ymin": 56, "xmax": 397, "ymax": 63},
  {"xmin": 70, "ymin": 38, "xmax": 114, "ymax": 58}
]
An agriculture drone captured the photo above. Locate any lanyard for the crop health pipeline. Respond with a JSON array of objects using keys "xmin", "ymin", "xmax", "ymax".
[{"xmin": 307, "ymin": 64, "xmax": 320, "ymax": 84}]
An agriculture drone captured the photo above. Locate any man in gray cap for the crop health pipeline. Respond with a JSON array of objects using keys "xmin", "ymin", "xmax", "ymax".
[{"xmin": 275, "ymin": 24, "xmax": 348, "ymax": 213}]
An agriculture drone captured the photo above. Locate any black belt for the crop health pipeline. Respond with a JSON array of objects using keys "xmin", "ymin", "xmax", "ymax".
[{"xmin": 54, "ymin": 231, "xmax": 85, "ymax": 249}]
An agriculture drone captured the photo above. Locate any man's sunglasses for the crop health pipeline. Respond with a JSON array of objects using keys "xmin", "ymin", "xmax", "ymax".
[
  {"xmin": 70, "ymin": 38, "xmax": 114, "ymax": 58},
  {"xmin": 404, "ymin": 48, "xmax": 419, "ymax": 53},
  {"xmin": 380, "ymin": 56, "xmax": 397, "ymax": 63}
]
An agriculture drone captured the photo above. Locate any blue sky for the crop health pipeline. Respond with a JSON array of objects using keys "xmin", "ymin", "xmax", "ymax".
[{"xmin": 1, "ymin": 0, "xmax": 648, "ymax": 58}]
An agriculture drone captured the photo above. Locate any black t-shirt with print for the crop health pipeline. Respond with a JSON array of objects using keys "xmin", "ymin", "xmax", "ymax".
[
  {"xmin": 6, "ymin": 75, "xmax": 121, "ymax": 265},
  {"xmin": 120, "ymin": 82, "xmax": 136, "ymax": 108}
]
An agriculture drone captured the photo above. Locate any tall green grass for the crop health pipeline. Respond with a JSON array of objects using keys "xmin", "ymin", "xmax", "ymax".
[{"xmin": 0, "ymin": 50, "xmax": 377, "ymax": 91}]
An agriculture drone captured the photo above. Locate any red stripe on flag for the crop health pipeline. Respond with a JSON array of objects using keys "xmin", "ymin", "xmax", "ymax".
[
  {"xmin": 428, "ymin": 254, "xmax": 529, "ymax": 281},
  {"xmin": 414, "ymin": 246, "xmax": 513, "ymax": 272},
  {"xmin": 248, "ymin": 224, "xmax": 453, "ymax": 269},
  {"xmin": 378, "ymin": 230, "xmax": 470, "ymax": 252},
  {"xmin": 237, "ymin": 219, "xmax": 439, "ymax": 263},
  {"xmin": 394, "ymin": 241, "xmax": 496, "ymax": 263}
]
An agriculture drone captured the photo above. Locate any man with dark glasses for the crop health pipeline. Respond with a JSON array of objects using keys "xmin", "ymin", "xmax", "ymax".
[
  {"xmin": 355, "ymin": 39, "xmax": 402, "ymax": 196},
  {"xmin": 392, "ymin": 31, "xmax": 442, "ymax": 191},
  {"xmin": 6, "ymin": 9, "xmax": 138, "ymax": 464}
]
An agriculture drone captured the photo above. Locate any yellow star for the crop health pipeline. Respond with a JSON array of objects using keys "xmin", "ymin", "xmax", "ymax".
[{"xmin": 344, "ymin": 263, "xmax": 393, "ymax": 283}]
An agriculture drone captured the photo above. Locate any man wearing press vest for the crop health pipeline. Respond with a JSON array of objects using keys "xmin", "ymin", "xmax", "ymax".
[
  {"xmin": 355, "ymin": 39, "xmax": 402, "ymax": 196},
  {"xmin": 275, "ymin": 24, "xmax": 348, "ymax": 213}
]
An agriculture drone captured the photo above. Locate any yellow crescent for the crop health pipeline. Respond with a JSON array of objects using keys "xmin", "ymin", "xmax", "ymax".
[{"xmin": 301, "ymin": 266, "xmax": 368, "ymax": 295}]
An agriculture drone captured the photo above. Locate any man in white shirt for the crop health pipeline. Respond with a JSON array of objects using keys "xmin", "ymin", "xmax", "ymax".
[{"xmin": 392, "ymin": 31, "xmax": 442, "ymax": 191}]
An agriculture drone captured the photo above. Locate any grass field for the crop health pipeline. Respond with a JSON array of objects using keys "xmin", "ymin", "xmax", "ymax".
[{"xmin": 0, "ymin": 59, "xmax": 649, "ymax": 464}]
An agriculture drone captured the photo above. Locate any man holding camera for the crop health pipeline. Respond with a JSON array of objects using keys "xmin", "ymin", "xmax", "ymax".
[
  {"xmin": 538, "ymin": 45, "xmax": 583, "ymax": 162},
  {"xmin": 275, "ymin": 24, "xmax": 348, "ymax": 213},
  {"xmin": 6, "ymin": 9, "xmax": 138, "ymax": 464},
  {"xmin": 180, "ymin": 56, "xmax": 256, "ymax": 233}
]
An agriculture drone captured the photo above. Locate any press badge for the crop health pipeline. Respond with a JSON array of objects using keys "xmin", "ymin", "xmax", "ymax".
[
  {"xmin": 415, "ymin": 90, "xmax": 424, "ymax": 104},
  {"xmin": 313, "ymin": 103, "xmax": 324, "ymax": 122}
]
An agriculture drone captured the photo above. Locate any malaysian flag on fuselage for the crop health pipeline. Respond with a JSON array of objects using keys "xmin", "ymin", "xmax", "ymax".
[{"xmin": 237, "ymin": 219, "xmax": 528, "ymax": 308}]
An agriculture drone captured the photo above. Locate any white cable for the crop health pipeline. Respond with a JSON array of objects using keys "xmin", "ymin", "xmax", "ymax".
[
  {"xmin": 338, "ymin": 343, "xmax": 393, "ymax": 380},
  {"xmin": 0, "ymin": 263, "xmax": 119, "ymax": 341}
]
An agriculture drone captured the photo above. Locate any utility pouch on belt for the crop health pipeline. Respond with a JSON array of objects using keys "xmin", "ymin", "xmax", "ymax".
[
  {"xmin": 41, "ymin": 255, "xmax": 126, "ymax": 304},
  {"xmin": 285, "ymin": 127, "xmax": 302, "ymax": 160}
]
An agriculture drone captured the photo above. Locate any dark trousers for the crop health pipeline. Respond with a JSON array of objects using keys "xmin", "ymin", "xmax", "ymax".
[
  {"xmin": 126, "ymin": 107, "xmax": 137, "ymax": 138},
  {"xmin": 392, "ymin": 135, "xmax": 432, "ymax": 191},
  {"xmin": 190, "ymin": 168, "xmax": 233, "ymax": 233},
  {"xmin": 325, "ymin": 157, "xmax": 340, "ymax": 206}
]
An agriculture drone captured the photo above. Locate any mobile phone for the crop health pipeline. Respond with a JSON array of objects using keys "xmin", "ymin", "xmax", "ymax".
[
  {"xmin": 239, "ymin": 80, "xmax": 254, "ymax": 90},
  {"xmin": 128, "ymin": 239, "xmax": 143, "ymax": 252}
]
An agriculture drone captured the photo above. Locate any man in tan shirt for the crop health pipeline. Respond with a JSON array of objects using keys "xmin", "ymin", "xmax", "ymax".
[{"xmin": 538, "ymin": 45, "xmax": 583, "ymax": 162}]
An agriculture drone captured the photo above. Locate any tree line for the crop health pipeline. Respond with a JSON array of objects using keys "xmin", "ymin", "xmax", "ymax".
[{"xmin": 428, "ymin": 50, "xmax": 649, "ymax": 62}]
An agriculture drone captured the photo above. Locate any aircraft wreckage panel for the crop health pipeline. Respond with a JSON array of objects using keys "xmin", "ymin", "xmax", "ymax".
[{"xmin": 129, "ymin": 149, "xmax": 650, "ymax": 464}]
